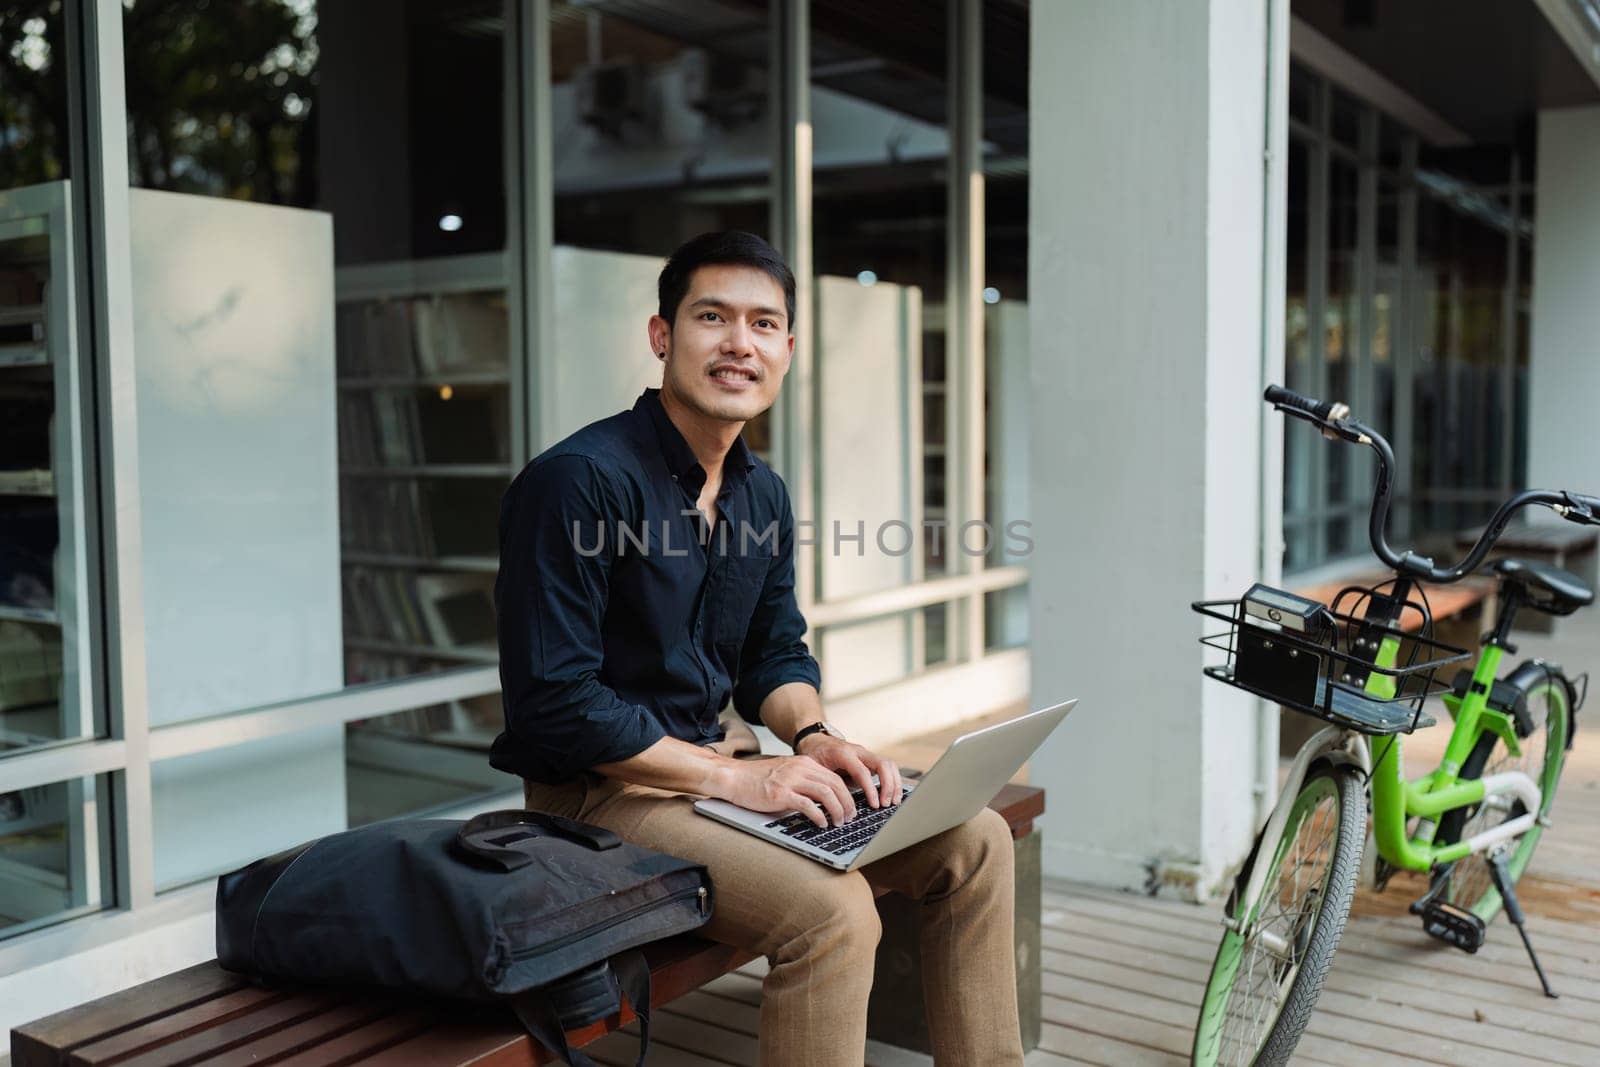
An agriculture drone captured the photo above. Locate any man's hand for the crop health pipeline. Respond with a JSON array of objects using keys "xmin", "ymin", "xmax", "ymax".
[
  {"xmin": 794, "ymin": 734, "xmax": 903, "ymax": 812},
  {"xmin": 723, "ymin": 754, "xmax": 858, "ymax": 828}
]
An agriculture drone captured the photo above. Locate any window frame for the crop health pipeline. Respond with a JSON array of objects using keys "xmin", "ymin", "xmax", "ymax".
[{"xmin": 0, "ymin": 0, "xmax": 1025, "ymax": 974}]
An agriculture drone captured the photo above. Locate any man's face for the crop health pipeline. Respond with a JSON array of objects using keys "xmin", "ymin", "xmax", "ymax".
[{"xmin": 651, "ymin": 264, "xmax": 794, "ymax": 424}]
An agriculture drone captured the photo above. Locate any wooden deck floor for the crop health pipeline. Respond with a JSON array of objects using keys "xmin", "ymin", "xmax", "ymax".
[
  {"xmin": 582, "ymin": 609, "xmax": 1600, "ymax": 1066},
  {"xmin": 578, "ymin": 859, "xmax": 1598, "ymax": 1067}
]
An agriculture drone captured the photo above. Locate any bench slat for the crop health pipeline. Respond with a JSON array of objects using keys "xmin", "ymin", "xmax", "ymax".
[
  {"xmin": 195, "ymin": 1001, "xmax": 403, "ymax": 1067},
  {"xmin": 269, "ymin": 1011, "xmax": 441, "ymax": 1067},
  {"xmin": 65, "ymin": 984, "xmax": 290, "ymax": 1065},
  {"xmin": 12, "ymin": 963, "xmax": 250, "ymax": 1066},
  {"xmin": 348, "ymin": 1020, "xmax": 531, "ymax": 1066},
  {"xmin": 92, "ymin": 991, "xmax": 350, "ymax": 1067}
]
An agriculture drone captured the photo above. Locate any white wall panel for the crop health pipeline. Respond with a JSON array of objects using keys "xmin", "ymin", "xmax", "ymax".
[
  {"xmin": 815, "ymin": 275, "xmax": 918, "ymax": 696},
  {"xmin": 129, "ymin": 190, "xmax": 345, "ymax": 888}
]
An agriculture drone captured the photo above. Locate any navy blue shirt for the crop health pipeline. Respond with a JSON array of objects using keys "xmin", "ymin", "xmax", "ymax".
[{"xmin": 491, "ymin": 388, "xmax": 822, "ymax": 784}]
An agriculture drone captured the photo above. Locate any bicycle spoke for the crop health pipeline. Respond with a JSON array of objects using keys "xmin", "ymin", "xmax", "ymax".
[{"xmin": 1215, "ymin": 787, "xmax": 1340, "ymax": 1065}]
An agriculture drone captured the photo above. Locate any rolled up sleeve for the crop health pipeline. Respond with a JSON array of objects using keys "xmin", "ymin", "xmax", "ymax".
[
  {"xmin": 491, "ymin": 454, "xmax": 667, "ymax": 783},
  {"xmin": 731, "ymin": 479, "xmax": 822, "ymax": 723}
]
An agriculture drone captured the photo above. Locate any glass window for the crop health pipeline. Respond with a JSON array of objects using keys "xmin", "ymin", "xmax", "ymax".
[
  {"xmin": 0, "ymin": 776, "xmax": 113, "ymax": 940},
  {"xmin": 150, "ymin": 698, "xmax": 506, "ymax": 890},
  {"xmin": 1329, "ymin": 87, "xmax": 1362, "ymax": 150},
  {"xmin": 546, "ymin": 0, "xmax": 773, "ymax": 452},
  {"xmin": 121, "ymin": 1, "xmax": 518, "ymax": 834},
  {"xmin": 0, "ymin": 1, "xmax": 71, "ymax": 186},
  {"xmin": 2, "ymin": 191, "xmax": 95, "ymax": 757},
  {"xmin": 1288, "ymin": 62, "xmax": 1315, "ymax": 125},
  {"xmin": 1378, "ymin": 115, "xmax": 1405, "ymax": 171},
  {"xmin": 1374, "ymin": 177, "xmax": 1401, "ymax": 433},
  {"xmin": 1324, "ymin": 156, "xmax": 1360, "ymax": 556},
  {"xmin": 983, "ymin": 0, "xmax": 1028, "ymax": 653},
  {"xmin": 122, "ymin": 0, "xmax": 513, "ymax": 679},
  {"xmin": 346, "ymin": 697, "xmax": 505, "ymax": 826},
  {"xmin": 1280, "ymin": 70, "xmax": 1530, "ymax": 576},
  {"xmin": 1, "ymin": 233, "xmax": 63, "ymax": 753},
  {"xmin": 153, "ymin": 731, "xmax": 345, "ymax": 889},
  {"xmin": 1413, "ymin": 185, "xmax": 1507, "ymax": 534},
  {"xmin": 805, "ymin": 1, "xmax": 952, "ymax": 679}
]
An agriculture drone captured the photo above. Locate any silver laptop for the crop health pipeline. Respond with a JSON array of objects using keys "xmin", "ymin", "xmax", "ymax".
[{"xmin": 693, "ymin": 700, "xmax": 1075, "ymax": 871}]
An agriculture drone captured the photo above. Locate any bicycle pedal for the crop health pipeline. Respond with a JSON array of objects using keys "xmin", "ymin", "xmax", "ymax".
[{"xmin": 1415, "ymin": 899, "xmax": 1485, "ymax": 953}]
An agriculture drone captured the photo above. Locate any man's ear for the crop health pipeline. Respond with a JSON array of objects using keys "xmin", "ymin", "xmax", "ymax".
[{"xmin": 647, "ymin": 314, "xmax": 672, "ymax": 359}]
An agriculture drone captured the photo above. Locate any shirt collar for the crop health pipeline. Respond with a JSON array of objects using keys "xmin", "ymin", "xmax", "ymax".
[{"xmin": 635, "ymin": 388, "xmax": 756, "ymax": 490}]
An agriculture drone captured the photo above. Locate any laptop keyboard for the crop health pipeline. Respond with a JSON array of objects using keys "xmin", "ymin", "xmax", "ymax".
[{"xmin": 763, "ymin": 785, "xmax": 913, "ymax": 855}]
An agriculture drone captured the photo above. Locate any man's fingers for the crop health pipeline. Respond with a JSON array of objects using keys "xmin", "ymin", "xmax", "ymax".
[
  {"xmin": 841, "ymin": 755, "xmax": 879, "ymax": 808},
  {"xmin": 792, "ymin": 793, "xmax": 828, "ymax": 828},
  {"xmin": 857, "ymin": 749, "xmax": 900, "ymax": 807},
  {"xmin": 798, "ymin": 776, "xmax": 848, "ymax": 827},
  {"xmin": 822, "ymin": 767, "xmax": 857, "ymax": 822},
  {"xmin": 878, "ymin": 759, "xmax": 902, "ymax": 806}
]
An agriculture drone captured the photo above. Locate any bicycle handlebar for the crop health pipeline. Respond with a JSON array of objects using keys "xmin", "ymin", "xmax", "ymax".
[
  {"xmin": 1263, "ymin": 384, "xmax": 1343, "ymax": 424},
  {"xmin": 1263, "ymin": 384, "xmax": 1600, "ymax": 583}
]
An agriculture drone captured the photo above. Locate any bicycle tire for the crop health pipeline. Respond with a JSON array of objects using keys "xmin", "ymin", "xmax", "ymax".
[
  {"xmin": 1434, "ymin": 667, "xmax": 1572, "ymax": 921},
  {"xmin": 1192, "ymin": 766, "xmax": 1365, "ymax": 1067}
]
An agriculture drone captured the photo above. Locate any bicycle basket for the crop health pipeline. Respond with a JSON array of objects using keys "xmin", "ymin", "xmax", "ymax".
[{"xmin": 1193, "ymin": 583, "xmax": 1470, "ymax": 735}]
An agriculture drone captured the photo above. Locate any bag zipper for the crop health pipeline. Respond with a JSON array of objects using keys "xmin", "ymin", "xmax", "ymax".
[{"xmin": 509, "ymin": 883, "xmax": 709, "ymax": 963}]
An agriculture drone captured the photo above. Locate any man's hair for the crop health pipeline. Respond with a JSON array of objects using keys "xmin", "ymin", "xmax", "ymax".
[{"xmin": 657, "ymin": 230, "xmax": 796, "ymax": 330}]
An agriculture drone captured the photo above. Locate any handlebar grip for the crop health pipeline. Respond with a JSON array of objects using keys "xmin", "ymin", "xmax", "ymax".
[
  {"xmin": 1264, "ymin": 384, "xmax": 1338, "ymax": 422},
  {"xmin": 1565, "ymin": 491, "xmax": 1600, "ymax": 524}
]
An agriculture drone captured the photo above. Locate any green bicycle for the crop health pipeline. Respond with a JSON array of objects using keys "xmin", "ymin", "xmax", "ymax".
[{"xmin": 1189, "ymin": 385, "xmax": 1596, "ymax": 1067}]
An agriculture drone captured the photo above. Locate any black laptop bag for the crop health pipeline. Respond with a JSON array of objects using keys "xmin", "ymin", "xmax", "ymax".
[{"xmin": 216, "ymin": 809, "xmax": 712, "ymax": 1066}]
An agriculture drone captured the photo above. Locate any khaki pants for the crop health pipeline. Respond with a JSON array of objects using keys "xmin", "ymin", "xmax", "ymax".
[{"xmin": 523, "ymin": 744, "xmax": 1023, "ymax": 1066}]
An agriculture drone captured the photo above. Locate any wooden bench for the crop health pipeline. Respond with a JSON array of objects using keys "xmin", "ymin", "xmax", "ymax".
[
  {"xmin": 1291, "ymin": 573, "xmax": 1496, "ymax": 638},
  {"xmin": 13, "ymin": 785, "xmax": 1045, "ymax": 1067}
]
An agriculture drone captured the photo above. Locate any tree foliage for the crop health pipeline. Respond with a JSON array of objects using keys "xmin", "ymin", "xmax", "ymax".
[{"xmin": 0, "ymin": 0, "xmax": 318, "ymax": 202}]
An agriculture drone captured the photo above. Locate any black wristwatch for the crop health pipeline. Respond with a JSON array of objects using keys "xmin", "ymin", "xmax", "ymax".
[{"xmin": 792, "ymin": 721, "xmax": 844, "ymax": 750}]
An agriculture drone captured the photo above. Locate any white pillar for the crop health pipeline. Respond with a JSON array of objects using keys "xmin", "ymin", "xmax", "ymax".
[
  {"xmin": 1027, "ymin": 0, "xmax": 1285, "ymax": 899},
  {"xmin": 1528, "ymin": 106, "xmax": 1600, "ymax": 494}
]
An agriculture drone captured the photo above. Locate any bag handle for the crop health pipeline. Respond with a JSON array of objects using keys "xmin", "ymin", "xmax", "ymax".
[
  {"xmin": 456, "ymin": 810, "xmax": 621, "ymax": 871},
  {"xmin": 512, "ymin": 990, "xmax": 600, "ymax": 1067},
  {"xmin": 510, "ymin": 949, "xmax": 651, "ymax": 1067}
]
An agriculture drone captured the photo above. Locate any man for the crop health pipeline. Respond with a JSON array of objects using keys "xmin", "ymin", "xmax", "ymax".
[{"xmin": 492, "ymin": 231, "xmax": 1022, "ymax": 1066}]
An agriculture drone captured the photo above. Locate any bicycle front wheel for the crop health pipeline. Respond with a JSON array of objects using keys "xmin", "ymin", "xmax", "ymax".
[{"xmin": 1192, "ymin": 766, "xmax": 1365, "ymax": 1067}]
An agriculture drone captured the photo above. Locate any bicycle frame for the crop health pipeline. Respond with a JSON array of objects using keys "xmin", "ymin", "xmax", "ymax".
[
  {"xmin": 1364, "ymin": 628, "xmax": 1543, "ymax": 873},
  {"xmin": 1233, "ymin": 609, "xmax": 1543, "ymax": 935}
]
